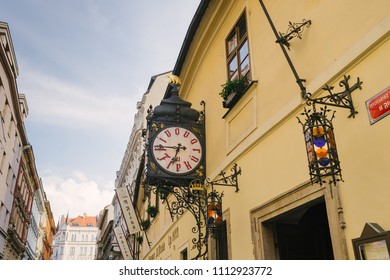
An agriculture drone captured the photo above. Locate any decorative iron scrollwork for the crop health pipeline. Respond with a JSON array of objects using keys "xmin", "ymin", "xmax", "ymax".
[
  {"xmin": 146, "ymin": 163, "xmax": 241, "ymax": 260},
  {"xmin": 277, "ymin": 19, "xmax": 312, "ymax": 50},
  {"xmin": 258, "ymin": 0, "xmax": 311, "ymax": 99},
  {"xmin": 307, "ymin": 75, "xmax": 363, "ymax": 118},
  {"xmin": 206, "ymin": 163, "xmax": 242, "ymax": 192},
  {"xmin": 154, "ymin": 184, "xmax": 209, "ymax": 260}
]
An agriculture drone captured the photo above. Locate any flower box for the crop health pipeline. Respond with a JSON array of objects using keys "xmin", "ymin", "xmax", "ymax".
[{"xmin": 220, "ymin": 76, "xmax": 249, "ymax": 108}]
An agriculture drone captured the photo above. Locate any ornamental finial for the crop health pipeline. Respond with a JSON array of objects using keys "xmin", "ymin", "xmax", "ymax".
[{"xmin": 167, "ymin": 74, "xmax": 182, "ymax": 85}]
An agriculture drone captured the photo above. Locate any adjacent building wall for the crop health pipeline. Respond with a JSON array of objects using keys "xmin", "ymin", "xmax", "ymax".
[
  {"xmin": 96, "ymin": 204, "xmax": 118, "ymax": 260},
  {"xmin": 0, "ymin": 21, "xmax": 23, "ymax": 259},
  {"xmin": 42, "ymin": 197, "xmax": 56, "ymax": 260},
  {"xmin": 0, "ymin": 20, "xmax": 54, "ymax": 260},
  {"xmin": 24, "ymin": 181, "xmax": 48, "ymax": 260}
]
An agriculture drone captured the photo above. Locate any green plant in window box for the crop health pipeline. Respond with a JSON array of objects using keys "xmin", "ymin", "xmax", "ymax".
[
  {"xmin": 219, "ymin": 76, "xmax": 249, "ymax": 108},
  {"xmin": 146, "ymin": 205, "xmax": 158, "ymax": 218},
  {"xmin": 140, "ymin": 219, "xmax": 151, "ymax": 230}
]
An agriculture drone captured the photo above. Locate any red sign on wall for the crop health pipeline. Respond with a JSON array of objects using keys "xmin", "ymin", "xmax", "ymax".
[{"xmin": 366, "ymin": 86, "xmax": 390, "ymax": 124}]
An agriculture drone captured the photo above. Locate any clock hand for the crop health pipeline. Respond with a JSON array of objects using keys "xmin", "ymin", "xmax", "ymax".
[
  {"xmin": 154, "ymin": 144, "xmax": 176, "ymax": 150},
  {"xmin": 171, "ymin": 144, "xmax": 181, "ymax": 163},
  {"xmin": 155, "ymin": 144, "xmax": 187, "ymax": 150},
  {"xmin": 171, "ymin": 144, "xmax": 187, "ymax": 163}
]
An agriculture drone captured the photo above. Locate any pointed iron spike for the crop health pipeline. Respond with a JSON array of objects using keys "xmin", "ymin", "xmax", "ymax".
[
  {"xmin": 357, "ymin": 77, "xmax": 363, "ymax": 89},
  {"xmin": 322, "ymin": 84, "xmax": 333, "ymax": 92}
]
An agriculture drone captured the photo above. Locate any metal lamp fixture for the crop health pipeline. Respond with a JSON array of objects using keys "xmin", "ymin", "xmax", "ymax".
[
  {"xmin": 206, "ymin": 163, "xmax": 241, "ymax": 236},
  {"xmin": 207, "ymin": 189, "xmax": 223, "ymax": 237},
  {"xmin": 258, "ymin": 0, "xmax": 364, "ymax": 186},
  {"xmin": 297, "ymin": 76, "xmax": 363, "ymax": 186},
  {"xmin": 297, "ymin": 106, "xmax": 342, "ymax": 186}
]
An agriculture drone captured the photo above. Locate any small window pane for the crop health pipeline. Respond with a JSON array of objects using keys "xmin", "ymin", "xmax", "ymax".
[
  {"xmin": 240, "ymin": 56, "xmax": 250, "ymax": 77},
  {"xmin": 238, "ymin": 16, "xmax": 247, "ymax": 40},
  {"xmin": 227, "ymin": 32, "xmax": 237, "ymax": 55},
  {"xmin": 239, "ymin": 41, "xmax": 249, "ymax": 60},
  {"xmin": 359, "ymin": 240, "xmax": 390, "ymax": 260},
  {"xmin": 229, "ymin": 57, "xmax": 238, "ymax": 79}
]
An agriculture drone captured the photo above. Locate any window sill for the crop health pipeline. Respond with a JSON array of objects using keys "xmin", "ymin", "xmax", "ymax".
[{"xmin": 222, "ymin": 80, "xmax": 258, "ymax": 119}]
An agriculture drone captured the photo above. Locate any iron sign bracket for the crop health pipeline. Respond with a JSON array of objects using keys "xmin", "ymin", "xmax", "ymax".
[{"xmin": 307, "ymin": 75, "xmax": 363, "ymax": 118}]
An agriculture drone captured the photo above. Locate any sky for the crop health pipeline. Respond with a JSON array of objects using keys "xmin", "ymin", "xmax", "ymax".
[{"xmin": 1, "ymin": 0, "xmax": 200, "ymax": 222}]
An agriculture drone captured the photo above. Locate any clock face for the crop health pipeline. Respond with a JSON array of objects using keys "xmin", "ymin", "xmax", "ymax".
[{"xmin": 151, "ymin": 126, "xmax": 203, "ymax": 175}]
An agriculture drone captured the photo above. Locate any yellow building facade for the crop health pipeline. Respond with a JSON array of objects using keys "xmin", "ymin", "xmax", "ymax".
[{"xmin": 138, "ymin": 0, "xmax": 390, "ymax": 260}]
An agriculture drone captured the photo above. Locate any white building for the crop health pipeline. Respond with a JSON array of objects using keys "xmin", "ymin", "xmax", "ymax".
[
  {"xmin": 51, "ymin": 214, "xmax": 99, "ymax": 260},
  {"xmin": 96, "ymin": 204, "xmax": 119, "ymax": 260},
  {"xmin": 113, "ymin": 72, "xmax": 171, "ymax": 259},
  {"xmin": 24, "ymin": 182, "xmax": 47, "ymax": 259}
]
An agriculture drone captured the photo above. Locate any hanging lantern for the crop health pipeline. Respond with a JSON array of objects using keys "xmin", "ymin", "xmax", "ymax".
[
  {"xmin": 207, "ymin": 202, "xmax": 222, "ymax": 226},
  {"xmin": 206, "ymin": 189, "xmax": 224, "ymax": 236},
  {"xmin": 298, "ymin": 106, "xmax": 343, "ymax": 186}
]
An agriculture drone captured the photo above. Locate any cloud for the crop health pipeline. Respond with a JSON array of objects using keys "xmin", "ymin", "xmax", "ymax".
[
  {"xmin": 43, "ymin": 171, "xmax": 115, "ymax": 222},
  {"xmin": 13, "ymin": 1, "xmax": 201, "ymax": 135},
  {"xmin": 4, "ymin": 0, "xmax": 202, "ymax": 225},
  {"xmin": 20, "ymin": 69, "xmax": 138, "ymax": 131}
]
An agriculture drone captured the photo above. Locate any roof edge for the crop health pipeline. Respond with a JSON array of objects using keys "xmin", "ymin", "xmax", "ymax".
[
  {"xmin": 172, "ymin": 0, "xmax": 210, "ymax": 76},
  {"xmin": 164, "ymin": 0, "xmax": 210, "ymax": 98}
]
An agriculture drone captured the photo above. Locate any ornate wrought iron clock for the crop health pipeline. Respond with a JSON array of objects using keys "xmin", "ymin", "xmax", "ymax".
[
  {"xmin": 146, "ymin": 79, "xmax": 205, "ymax": 187},
  {"xmin": 143, "ymin": 76, "xmax": 241, "ymax": 260}
]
